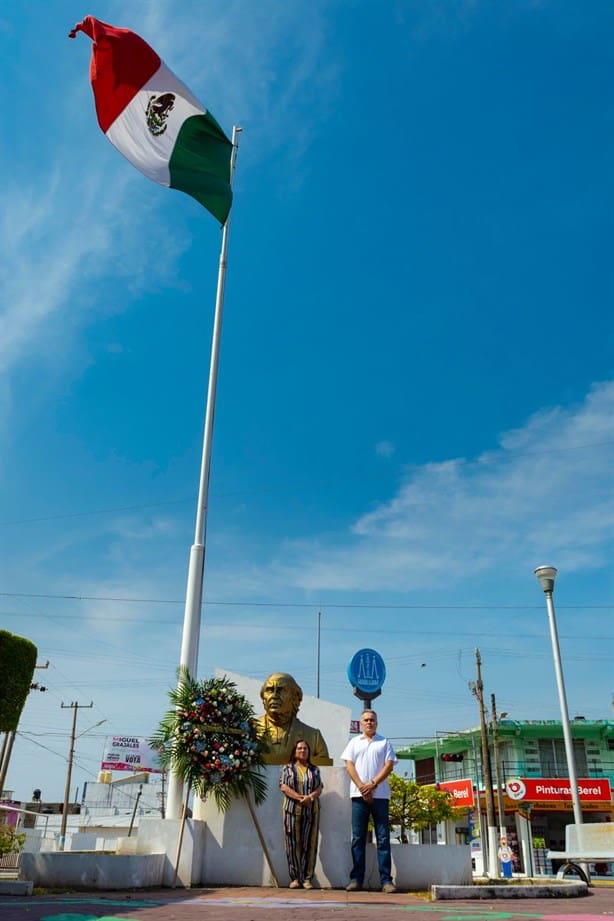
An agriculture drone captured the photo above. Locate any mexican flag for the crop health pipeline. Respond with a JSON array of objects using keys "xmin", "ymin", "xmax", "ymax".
[{"xmin": 70, "ymin": 16, "xmax": 233, "ymax": 225}]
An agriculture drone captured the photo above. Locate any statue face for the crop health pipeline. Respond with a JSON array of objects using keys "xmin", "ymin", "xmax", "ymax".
[{"xmin": 261, "ymin": 673, "xmax": 299, "ymax": 724}]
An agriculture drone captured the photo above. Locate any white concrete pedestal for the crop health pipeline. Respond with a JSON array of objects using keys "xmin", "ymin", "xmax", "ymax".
[
  {"xmin": 192, "ymin": 765, "xmax": 472, "ymax": 889},
  {"xmin": 137, "ymin": 817, "xmax": 206, "ymax": 887},
  {"xmin": 194, "ymin": 765, "xmax": 351, "ymax": 887}
]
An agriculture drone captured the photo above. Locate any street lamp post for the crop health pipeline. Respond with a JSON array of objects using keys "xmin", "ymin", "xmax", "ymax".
[{"xmin": 534, "ymin": 566, "xmax": 583, "ymax": 827}]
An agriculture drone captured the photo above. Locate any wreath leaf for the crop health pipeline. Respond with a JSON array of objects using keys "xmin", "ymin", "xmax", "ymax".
[{"xmin": 150, "ymin": 669, "xmax": 268, "ymax": 811}]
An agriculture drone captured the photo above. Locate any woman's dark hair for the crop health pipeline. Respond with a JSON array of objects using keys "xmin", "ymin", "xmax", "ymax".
[{"xmin": 289, "ymin": 738, "xmax": 312, "ymax": 765}]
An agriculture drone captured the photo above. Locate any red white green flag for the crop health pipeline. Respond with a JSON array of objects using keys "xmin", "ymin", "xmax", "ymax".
[{"xmin": 70, "ymin": 16, "xmax": 233, "ymax": 225}]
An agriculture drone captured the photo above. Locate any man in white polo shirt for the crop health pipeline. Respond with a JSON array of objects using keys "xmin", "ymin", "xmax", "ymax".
[{"xmin": 341, "ymin": 709, "xmax": 397, "ymax": 893}]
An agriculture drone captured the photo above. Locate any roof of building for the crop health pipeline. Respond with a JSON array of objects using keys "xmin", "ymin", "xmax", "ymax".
[{"xmin": 397, "ymin": 719, "xmax": 614, "ymax": 760}]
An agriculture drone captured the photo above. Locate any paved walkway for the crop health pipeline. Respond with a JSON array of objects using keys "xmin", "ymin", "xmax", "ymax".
[{"xmin": 0, "ymin": 883, "xmax": 613, "ymax": 921}]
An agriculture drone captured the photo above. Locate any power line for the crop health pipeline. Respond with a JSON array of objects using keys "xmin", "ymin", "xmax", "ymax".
[
  {"xmin": 0, "ymin": 591, "xmax": 612, "ymax": 610},
  {"xmin": 0, "ymin": 497, "xmax": 192, "ymax": 527},
  {"xmin": 2, "ymin": 437, "xmax": 613, "ymax": 528},
  {"xmin": 16, "ymin": 731, "xmax": 95, "ymax": 777},
  {"xmin": 2, "ymin": 609, "xmax": 613, "ymax": 644}
]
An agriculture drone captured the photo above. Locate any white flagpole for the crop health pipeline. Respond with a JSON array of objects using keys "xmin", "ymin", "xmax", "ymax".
[{"xmin": 166, "ymin": 125, "xmax": 242, "ymax": 821}]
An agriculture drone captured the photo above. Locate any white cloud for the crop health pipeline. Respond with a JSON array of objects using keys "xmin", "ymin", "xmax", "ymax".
[
  {"xmin": 0, "ymin": 2, "xmax": 340, "ymax": 431},
  {"xmin": 265, "ymin": 381, "xmax": 614, "ymax": 592},
  {"xmin": 0, "ymin": 156, "xmax": 192, "ymax": 425},
  {"xmin": 114, "ymin": 0, "xmax": 339, "ymax": 168}
]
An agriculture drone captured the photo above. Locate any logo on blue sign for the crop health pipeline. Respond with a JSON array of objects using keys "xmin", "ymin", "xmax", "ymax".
[{"xmin": 347, "ymin": 648, "xmax": 386, "ymax": 695}]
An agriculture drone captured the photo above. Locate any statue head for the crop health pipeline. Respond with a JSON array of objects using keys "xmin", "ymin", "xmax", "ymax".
[{"xmin": 260, "ymin": 672, "xmax": 303, "ymax": 725}]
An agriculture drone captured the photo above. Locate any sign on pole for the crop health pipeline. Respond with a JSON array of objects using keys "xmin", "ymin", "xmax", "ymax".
[
  {"xmin": 101, "ymin": 736, "xmax": 163, "ymax": 773},
  {"xmin": 347, "ymin": 648, "xmax": 386, "ymax": 705},
  {"xmin": 437, "ymin": 777, "xmax": 475, "ymax": 808}
]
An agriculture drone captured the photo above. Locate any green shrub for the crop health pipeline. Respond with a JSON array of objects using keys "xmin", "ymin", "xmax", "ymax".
[
  {"xmin": 0, "ymin": 824, "xmax": 26, "ymax": 859},
  {"xmin": 0, "ymin": 630, "xmax": 38, "ymax": 731}
]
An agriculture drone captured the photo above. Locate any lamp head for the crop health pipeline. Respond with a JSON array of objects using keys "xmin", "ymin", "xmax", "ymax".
[{"xmin": 534, "ymin": 565, "xmax": 557, "ymax": 593}]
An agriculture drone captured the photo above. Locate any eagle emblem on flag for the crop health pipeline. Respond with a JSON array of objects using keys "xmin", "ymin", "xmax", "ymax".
[{"xmin": 146, "ymin": 93, "xmax": 176, "ymax": 136}]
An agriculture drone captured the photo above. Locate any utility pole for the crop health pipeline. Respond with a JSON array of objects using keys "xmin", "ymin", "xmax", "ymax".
[
  {"xmin": 491, "ymin": 693, "xmax": 506, "ymax": 836},
  {"xmin": 475, "ymin": 649, "xmax": 498, "ymax": 878},
  {"xmin": 0, "ymin": 660, "xmax": 49, "ymax": 797},
  {"xmin": 59, "ymin": 701, "xmax": 93, "ymax": 850},
  {"xmin": 0, "ymin": 733, "xmax": 9, "ymax": 776},
  {"xmin": 0, "ymin": 732, "xmax": 16, "ymax": 798},
  {"xmin": 469, "ymin": 733, "xmax": 486, "ymax": 871}
]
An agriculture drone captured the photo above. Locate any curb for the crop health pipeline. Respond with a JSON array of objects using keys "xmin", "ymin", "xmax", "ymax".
[
  {"xmin": 0, "ymin": 879, "xmax": 34, "ymax": 896},
  {"xmin": 431, "ymin": 881, "xmax": 588, "ymax": 900}
]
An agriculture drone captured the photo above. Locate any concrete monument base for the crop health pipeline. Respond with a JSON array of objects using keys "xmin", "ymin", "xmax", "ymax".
[
  {"xmin": 194, "ymin": 764, "xmax": 350, "ymax": 887},
  {"xmin": 193, "ymin": 765, "xmax": 472, "ymax": 889},
  {"xmin": 19, "ymin": 851, "xmax": 165, "ymax": 889},
  {"xmin": 137, "ymin": 817, "xmax": 206, "ymax": 887},
  {"xmin": 18, "ymin": 765, "xmax": 472, "ymax": 890}
]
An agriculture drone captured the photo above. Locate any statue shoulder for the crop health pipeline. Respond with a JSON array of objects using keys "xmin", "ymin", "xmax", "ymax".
[{"xmin": 289, "ymin": 716, "xmax": 331, "ymax": 765}]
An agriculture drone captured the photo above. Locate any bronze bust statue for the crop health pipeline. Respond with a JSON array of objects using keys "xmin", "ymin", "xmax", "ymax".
[{"xmin": 255, "ymin": 672, "xmax": 332, "ymax": 765}]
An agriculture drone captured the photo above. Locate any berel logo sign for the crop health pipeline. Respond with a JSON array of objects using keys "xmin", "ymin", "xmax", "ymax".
[{"xmin": 438, "ymin": 778, "xmax": 475, "ymax": 807}]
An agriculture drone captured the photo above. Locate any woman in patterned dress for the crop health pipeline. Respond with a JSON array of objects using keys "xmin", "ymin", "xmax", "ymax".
[{"xmin": 279, "ymin": 739, "xmax": 323, "ymax": 888}]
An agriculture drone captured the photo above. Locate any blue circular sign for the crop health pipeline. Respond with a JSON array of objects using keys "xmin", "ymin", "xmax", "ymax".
[{"xmin": 347, "ymin": 648, "xmax": 386, "ymax": 695}]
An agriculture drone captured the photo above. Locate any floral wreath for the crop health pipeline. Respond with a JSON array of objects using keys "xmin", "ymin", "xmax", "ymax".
[{"xmin": 151, "ymin": 670, "xmax": 268, "ymax": 812}]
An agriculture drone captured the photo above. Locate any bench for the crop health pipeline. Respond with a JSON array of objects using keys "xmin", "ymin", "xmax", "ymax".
[{"xmin": 547, "ymin": 823, "xmax": 614, "ymax": 885}]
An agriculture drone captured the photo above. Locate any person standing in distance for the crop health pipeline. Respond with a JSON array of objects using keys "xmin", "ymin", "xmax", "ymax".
[{"xmin": 341, "ymin": 709, "xmax": 397, "ymax": 893}]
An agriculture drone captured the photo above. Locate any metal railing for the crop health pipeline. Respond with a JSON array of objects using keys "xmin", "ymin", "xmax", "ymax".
[
  {"xmin": 0, "ymin": 852, "xmax": 20, "ymax": 871},
  {"xmin": 500, "ymin": 759, "xmax": 614, "ymax": 784},
  {"xmin": 433, "ymin": 758, "xmax": 614, "ymax": 786},
  {"xmin": 0, "ymin": 801, "xmax": 52, "ymax": 832}
]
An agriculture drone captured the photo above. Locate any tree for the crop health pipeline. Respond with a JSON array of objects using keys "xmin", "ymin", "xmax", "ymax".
[
  {"xmin": 0, "ymin": 630, "xmax": 37, "ymax": 732},
  {"xmin": 389, "ymin": 774, "xmax": 457, "ymax": 842},
  {"xmin": 0, "ymin": 824, "xmax": 26, "ymax": 860}
]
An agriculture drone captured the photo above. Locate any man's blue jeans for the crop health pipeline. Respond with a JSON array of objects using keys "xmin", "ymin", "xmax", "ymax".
[{"xmin": 350, "ymin": 797, "xmax": 392, "ymax": 885}]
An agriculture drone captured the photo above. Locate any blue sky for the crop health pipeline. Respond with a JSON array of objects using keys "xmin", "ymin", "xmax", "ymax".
[{"xmin": 1, "ymin": 0, "xmax": 613, "ymax": 804}]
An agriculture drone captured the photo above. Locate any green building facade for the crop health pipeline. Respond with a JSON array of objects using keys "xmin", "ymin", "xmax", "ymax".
[{"xmin": 397, "ymin": 719, "xmax": 614, "ymax": 875}]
